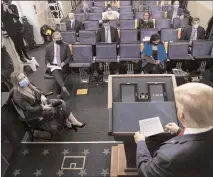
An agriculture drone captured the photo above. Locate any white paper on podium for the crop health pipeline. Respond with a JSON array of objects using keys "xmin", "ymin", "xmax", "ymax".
[
  {"xmin": 143, "ymin": 36, "xmax": 151, "ymax": 41},
  {"xmin": 139, "ymin": 117, "xmax": 164, "ymax": 137}
]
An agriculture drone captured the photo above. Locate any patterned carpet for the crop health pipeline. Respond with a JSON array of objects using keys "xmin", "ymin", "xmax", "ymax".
[{"xmin": 4, "ymin": 142, "xmax": 120, "ymax": 177}]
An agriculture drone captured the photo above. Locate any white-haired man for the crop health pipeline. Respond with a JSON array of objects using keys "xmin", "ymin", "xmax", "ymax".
[
  {"xmin": 66, "ymin": 13, "xmax": 84, "ymax": 33},
  {"xmin": 134, "ymin": 82, "xmax": 213, "ymax": 177}
]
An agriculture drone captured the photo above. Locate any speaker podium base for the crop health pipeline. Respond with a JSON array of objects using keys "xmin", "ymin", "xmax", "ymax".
[{"xmin": 110, "ymin": 144, "xmax": 138, "ymax": 177}]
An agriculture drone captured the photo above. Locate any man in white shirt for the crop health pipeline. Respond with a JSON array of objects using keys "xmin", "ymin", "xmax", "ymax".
[
  {"xmin": 45, "ymin": 31, "xmax": 71, "ymax": 98},
  {"xmin": 102, "ymin": 4, "xmax": 119, "ymax": 21},
  {"xmin": 134, "ymin": 82, "xmax": 213, "ymax": 177}
]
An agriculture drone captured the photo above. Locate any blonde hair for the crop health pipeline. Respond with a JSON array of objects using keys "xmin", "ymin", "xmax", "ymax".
[
  {"xmin": 10, "ymin": 71, "xmax": 40, "ymax": 103},
  {"xmin": 175, "ymin": 83, "xmax": 213, "ymax": 128}
]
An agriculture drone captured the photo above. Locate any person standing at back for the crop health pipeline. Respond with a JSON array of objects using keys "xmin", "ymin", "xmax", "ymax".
[
  {"xmin": 168, "ymin": 0, "xmax": 184, "ymax": 24},
  {"xmin": 134, "ymin": 82, "xmax": 213, "ymax": 177},
  {"xmin": 96, "ymin": 19, "xmax": 119, "ymax": 44}
]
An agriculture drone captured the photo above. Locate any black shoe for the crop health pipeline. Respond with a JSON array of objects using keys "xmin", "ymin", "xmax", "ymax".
[
  {"xmin": 72, "ymin": 123, "xmax": 86, "ymax": 129},
  {"xmin": 20, "ymin": 56, "xmax": 27, "ymax": 62}
]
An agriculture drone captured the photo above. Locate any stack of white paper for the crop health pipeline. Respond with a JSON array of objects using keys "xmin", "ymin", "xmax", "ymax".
[{"xmin": 139, "ymin": 117, "xmax": 164, "ymax": 137}]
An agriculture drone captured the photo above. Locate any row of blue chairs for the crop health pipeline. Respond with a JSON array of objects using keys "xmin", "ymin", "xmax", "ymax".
[{"xmin": 61, "ymin": 28, "xmax": 180, "ymax": 44}]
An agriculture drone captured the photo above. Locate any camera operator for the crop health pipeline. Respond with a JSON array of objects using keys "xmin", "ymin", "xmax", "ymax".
[{"xmin": 1, "ymin": 0, "xmax": 32, "ymax": 62}]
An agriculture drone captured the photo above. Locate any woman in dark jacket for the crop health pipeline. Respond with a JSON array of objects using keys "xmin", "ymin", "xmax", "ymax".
[
  {"xmin": 10, "ymin": 71, "xmax": 86, "ymax": 131},
  {"xmin": 138, "ymin": 11, "xmax": 154, "ymax": 29}
]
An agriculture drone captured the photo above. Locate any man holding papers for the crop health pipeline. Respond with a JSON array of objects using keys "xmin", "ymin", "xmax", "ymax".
[
  {"xmin": 45, "ymin": 31, "xmax": 71, "ymax": 98},
  {"xmin": 134, "ymin": 83, "xmax": 213, "ymax": 177}
]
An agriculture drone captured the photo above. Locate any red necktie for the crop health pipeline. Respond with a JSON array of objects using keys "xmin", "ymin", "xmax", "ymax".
[{"xmin": 178, "ymin": 128, "xmax": 185, "ymax": 136}]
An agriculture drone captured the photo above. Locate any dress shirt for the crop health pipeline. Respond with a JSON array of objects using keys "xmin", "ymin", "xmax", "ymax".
[
  {"xmin": 49, "ymin": 43, "xmax": 62, "ymax": 72},
  {"xmin": 104, "ymin": 26, "xmax": 111, "ymax": 43},
  {"xmin": 102, "ymin": 11, "xmax": 119, "ymax": 20},
  {"xmin": 172, "ymin": 8, "xmax": 178, "ymax": 23},
  {"xmin": 190, "ymin": 27, "xmax": 197, "ymax": 41},
  {"xmin": 184, "ymin": 126, "xmax": 213, "ymax": 135},
  {"xmin": 70, "ymin": 20, "xmax": 75, "ymax": 29}
]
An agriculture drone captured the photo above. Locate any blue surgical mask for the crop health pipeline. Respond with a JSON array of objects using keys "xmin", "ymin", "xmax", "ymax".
[{"xmin": 19, "ymin": 78, "xmax": 29, "ymax": 87}]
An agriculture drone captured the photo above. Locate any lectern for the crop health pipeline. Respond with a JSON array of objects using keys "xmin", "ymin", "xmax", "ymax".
[{"xmin": 108, "ymin": 74, "xmax": 179, "ymax": 177}]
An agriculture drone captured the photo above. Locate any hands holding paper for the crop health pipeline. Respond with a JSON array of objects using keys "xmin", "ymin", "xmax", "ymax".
[
  {"xmin": 165, "ymin": 122, "xmax": 180, "ymax": 135},
  {"xmin": 134, "ymin": 131, "xmax": 145, "ymax": 143}
]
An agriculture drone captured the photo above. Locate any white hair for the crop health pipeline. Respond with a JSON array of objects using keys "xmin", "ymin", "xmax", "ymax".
[{"xmin": 175, "ymin": 83, "xmax": 213, "ymax": 128}]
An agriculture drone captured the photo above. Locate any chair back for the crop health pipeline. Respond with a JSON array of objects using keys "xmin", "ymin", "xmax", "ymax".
[
  {"xmin": 84, "ymin": 20, "xmax": 100, "ymax": 30},
  {"xmin": 161, "ymin": 28, "xmax": 178, "ymax": 42},
  {"xmin": 120, "ymin": 43, "xmax": 141, "ymax": 60},
  {"xmin": 79, "ymin": 30, "xmax": 97, "ymax": 44},
  {"xmin": 88, "ymin": 13, "xmax": 102, "ymax": 20},
  {"xmin": 120, "ymin": 12, "xmax": 134, "ymax": 20},
  {"xmin": 120, "ymin": 6, "xmax": 132, "ymax": 13},
  {"xmin": 72, "ymin": 44, "xmax": 93, "ymax": 63},
  {"xmin": 120, "ymin": 29, "xmax": 138, "ymax": 43},
  {"xmin": 119, "ymin": 20, "xmax": 136, "ymax": 29},
  {"xmin": 61, "ymin": 31, "xmax": 77, "ymax": 44}
]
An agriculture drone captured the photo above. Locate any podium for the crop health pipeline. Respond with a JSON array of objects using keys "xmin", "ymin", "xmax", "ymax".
[{"xmin": 108, "ymin": 74, "xmax": 179, "ymax": 177}]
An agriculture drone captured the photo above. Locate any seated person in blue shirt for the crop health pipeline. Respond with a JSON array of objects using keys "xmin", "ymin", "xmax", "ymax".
[{"xmin": 141, "ymin": 33, "xmax": 167, "ymax": 66}]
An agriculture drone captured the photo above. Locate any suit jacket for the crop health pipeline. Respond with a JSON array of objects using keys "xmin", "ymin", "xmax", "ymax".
[
  {"xmin": 96, "ymin": 26, "xmax": 119, "ymax": 43},
  {"xmin": 1, "ymin": 4, "xmax": 22, "ymax": 36},
  {"xmin": 181, "ymin": 26, "xmax": 206, "ymax": 40},
  {"xmin": 168, "ymin": 7, "xmax": 184, "ymax": 19},
  {"xmin": 66, "ymin": 20, "xmax": 84, "ymax": 33},
  {"xmin": 141, "ymin": 43, "xmax": 167, "ymax": 63},
  {"xmin": 45, "ymin": 42, "xmax": 72, "ymax": 68},
  {"xmin": 137, "ymin": 129, "xmax": 213, "ymax": 177}
]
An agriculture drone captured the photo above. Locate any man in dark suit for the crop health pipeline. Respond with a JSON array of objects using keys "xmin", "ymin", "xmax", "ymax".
[
  {"xmin": 134, "ymin": 82, "xmax": 213, "ymax": 177},
  {"xmin": 66, "ymin": 13, "xmax": 84, "ymax": 33},
  {"xmin": 45, "ymin": 31, "xmax": 71, "ymax": 98},
  {"xmin": 1, "ymin": 0, "xmax": 31, "ymax": 62},
  {"xmin": 181, "ymin": 17, "xmax": 205, "ymax": 43},
  {"xmin": 96, "ymin": 19, "xmax": 119, "ymax": 43},
  {"xmin": 168, "ymin": 1, "xmax": 185, "ymax": 24}
]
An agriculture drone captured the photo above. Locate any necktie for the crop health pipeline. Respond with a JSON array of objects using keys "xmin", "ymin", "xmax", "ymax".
[
  {"xmin": 56, "ymin": 45, "xmax": 61, "ymax": 66},
  {"xmin": 106, "ymin": 28, "xmax": 109, "ymax": 43},
  {"xmin": 178, "ymin": 128, "xmax": 185, "ymax": 136},
  {"xmin": 190, "ymin": 28, "xmax": 196, "ymax": 41}
]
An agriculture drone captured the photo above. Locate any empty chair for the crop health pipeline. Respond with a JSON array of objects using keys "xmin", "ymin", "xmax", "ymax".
[
  {"xmin": 152, "ymin": 11, "xmax": 165, "ymax": 19},
  {"xmin": 162, "ymin": 5, "xmax": 173, "ymax": 11},
  {"xmin": 145, "ymin": 1, "xmax": 156, "ymax": 5},
  {"xmin": 120, "ymin": 43, "xmax": 141, "ymax": 61},
  {"xmin": 61, "ymin": 31, "xmax": 76, "ymax": 44},
  {"xmin": 75, "ymin": 13, "xmax": 87, "ymax": 22},
  {"xmin": 191, "ymin": 40, "xmax": 213, "ymax": 59},
  {"xmin": 135, "ymin": 11, "xmax": 144, "ymax": 19},
  {"xmin": 112, "ymin": 6, "xmax": 119, "ymax": 11},
  {"xmin": 88, "ymin": 13, "xmax": 102, "ymax": 20},
  {"xmin": 83, "ymin": 20, "xmax": 99, "ymax": 30},
  {"xmin": 155, "ymin": 19, "xmax": 171, "ymax": 30},
  {"xmin": 120, "ymin": 29, "xmax": 138, "ymax": 43},
  {"xmin": 79, "ymin": 30, "xmax": 96, "ymax": 44},
  {"xmin": 149, "ymin": 5, "xmax": 161, "ymax": 13},
  {"xmin": 168, "ymin": 41, "xmax": 190, "ymax": 59},
  {"xmin": 120, "ymin": 0, "xmax": 131, "ymax": 6},
  {"xmin": 120, "ymin": 6, "xmax": 132, "ymax": 13},
  {"xmin": 91, "ymin": 6, "xmax": 104, "ymax": 13},
  {"xmin": 173, "ymin": 18, "xmax": 189, "ymax": 29},
  {"xmin": 161, "ymin": 29, "xmax": 178, "ymax": 42},
  {"xmin": 94, "ymin": 1, "xmax": 105, "ymax": 7},
  {"xmin": 120, "ymin": 12, "xmax": 134, "ymax": 20},
  {"xmin": 119, "ymin": 20, "xmax": 136, "ymax": 29},
  {"xmin": 59, "ymin": 23, "xmax": 67, "ymax": 31},
  {"xmin": 109, "ymin": 20, "xmax": 118, "ymax": 28},
  {"xmin": 96, "ymin": 43, "xmax": 117, "ymax": 62},
  {"xmin": 140, "ymin": 28, "xmax": 159, "ymax": 42}
]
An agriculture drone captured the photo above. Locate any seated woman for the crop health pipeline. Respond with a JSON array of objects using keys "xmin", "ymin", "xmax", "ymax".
[
  {"xmin": 10, "ymin": 71, "xmax": 86, "ymax": 131},
  {"xmin": 102, "ymin": 4, "xmax": 119, "ymax": 21},
  {"xmin": 141, "ymin": 33, "xmax": 167, "ymax": 73},
  {"xmin": 138, "ymin": 11, "xmax": 154, "ymax": 29}
]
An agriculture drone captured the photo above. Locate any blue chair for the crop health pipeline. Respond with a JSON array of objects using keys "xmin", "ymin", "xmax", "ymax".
[
  {"xmin": 120, "ymin": 12, "xmax": 134, "ymax": 20},
  {"xmin": 161, "ymin": 29, "xmax": 178, "ymax": 42},
  {"xmin": 91, "ymin": 6, "xmax": 104, "ymax": 13},
  {"xmin": 109, "ymin": 20, "xmax": 118, "ymax": 28},
  {"xmin": 120, "ymin": 0, "xmax": 131, "ymax": 6},
  {"xmin": 61, "ymin": 31, "xmax": 76, "ymax": 44},
  {"xmin": 149, "ymin": 5, "xmax": 161, "ymax": 13},
  {"xmin": 75, "ymin": 13, "xmax": 87, "ymax": 22},
  {"xmin": 119, "ymin": 6, "xmax": 132, "ymax": 13},
  {"xmin": 120, "ymin": 29, "xmax": 138, "ymax": 43},
  {"xmin": 94, "ymin": 1, "xmax": 105, "ymax": 7},
  {"xmin": 155, "ymin": 19, "xmax": 171, "ymax": 30},
  {"xmin": 119, "ymin": 20, "xmax": 135, "ymax": 29},
  {"xmin": 152, "ymin": 11, "xmax": 165, "ymax": 19},
  {"xmin": 88, "ymin": 13, "xmax": 102, "ymax": 20},
  {"xmin": 173, "ymin": 18, "xmax": 189, "ymax": 29},
  {"xmin": 140, "ymin": 28, "xmax": 159, "ymax": 42},
  {"xmin": 83, "ymin": 20, "xmax": 99, "ymax": 30},
  {"xmin": 135, "ymin": 11, "xmax": 144, "ymax": 19},
  {"xmin": 79, "ymin": 30, "xmax": 96, "ymax": 44}
]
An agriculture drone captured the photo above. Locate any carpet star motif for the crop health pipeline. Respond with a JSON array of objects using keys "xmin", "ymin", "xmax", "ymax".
[
  {"xmin": 41, "ymin": 149, "xmax": 49, "ymax": 156},
  {"xmin": 22, "ymin": 149, "xmax": 29, "ymax": 156},
  {"xmin": 62, "ymin": 149, "xmax": 70, "ymax": 156},
  {"xmin": 102, "ymin": 149, "xmax": 110, "ymax": 156},
  {"xmin": 13, "ymin": 169, "xmax": 20, "ymax": 176},
  {"xmin": 56, "ymin": 169, "xmax": 64, "ymax": 177},
  {"xmin": 33, "ymin": 169, "xmax": 42, "ymax": 176},
  {"xmin": 82, "ymin": 149, "xmax": 90, "ymax": 156},
  {"xmin": 101, "ymin": 168, "xmax": 109, "ymax": 177},
  {"xmin": 78, "ymin": 169, "xmax": 87, "ymax": 177}
]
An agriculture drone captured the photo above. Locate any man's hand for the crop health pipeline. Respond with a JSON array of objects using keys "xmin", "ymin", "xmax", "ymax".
[
  {"xmin": 3, "ymin": 3, "xmax": 8, "ymax": 12},
  {"xmin": 165, "ymin": 122, "xmax": 179, "ymax": 135},
  {"xmin": 155, "ymin": 60, "xmax": 161, "ymax": 64},
  {"xmin": 60, "ymin": 62, "xmax": 65, "ymax": 68},
  {"xmin": 134, "ymin": 131, "xmax": 145, "ymax": 143},
  {"xmin": 41, "ymin": 95, "xmax": 47, "ymax": 105}
]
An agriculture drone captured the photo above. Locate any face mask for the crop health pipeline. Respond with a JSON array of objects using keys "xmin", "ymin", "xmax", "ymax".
[
  {"xmin": 193, "ymin": 24, "xmax": 199, "ymax": 28},
  {"xmin": 103, "ymin": 23, "xmax": 110, "ymax": 27},
  {"xmin": 19, "ymin": 78, "xmax": 29, "ymax": 87},
  {"xmin": 174, "ymin": 5, "xmax": 179, "ymax": 9},
  {"xmin": 55, "ymin": 40, "xmax": 63, "ymax": 45}
]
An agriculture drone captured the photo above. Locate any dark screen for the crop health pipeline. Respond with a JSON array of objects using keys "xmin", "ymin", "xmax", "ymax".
[
  {"xmin": 149, "ymin": 84, "xmax": 165, "ymax": 102},
  {"xmin": 121, "ymin": 85, "xmax": 136, "ymax": 102}
]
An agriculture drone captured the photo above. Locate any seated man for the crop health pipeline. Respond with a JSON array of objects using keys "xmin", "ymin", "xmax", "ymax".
[
  {"xmin": 102, "ymin": 4, "xmax": 119, "ymax": 21},
  {"xmin": 168, "ymin": 0, "xmax": 184, "ymax": 24},
  {"xmin": 45, "ymin": 31, "xmax": 71, "ymax": 98},
  {"xmin": 96, "ymin": 19, "xmax": 119, "ymax": 43},
  {"xmin": 66, "ymin": 13, "xmax": 84, "ymax": 33},
  {"xmin": 134, "ymin": 82, "xmax": 213, "ymax": 177},
  {"xmin": 181, "ymin": 17, "xmax": 205, "ymax": 44}
]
